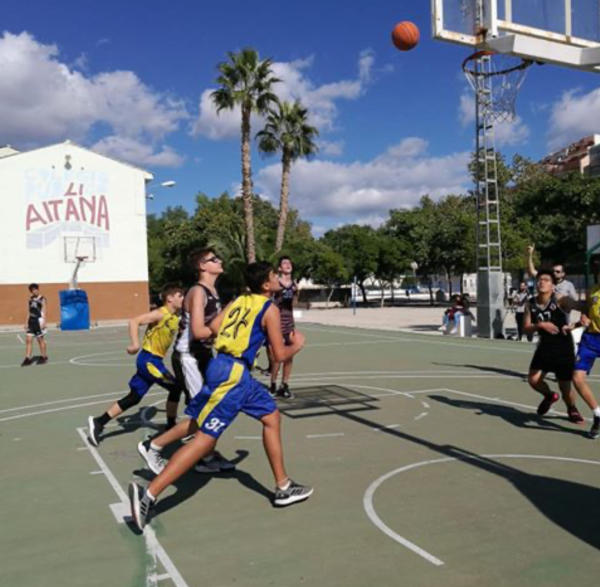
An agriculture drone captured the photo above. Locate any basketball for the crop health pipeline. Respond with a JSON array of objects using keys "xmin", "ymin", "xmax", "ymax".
[{"xmin": 391, "ymin": 21, "xmax": 420, "ymax": 51}]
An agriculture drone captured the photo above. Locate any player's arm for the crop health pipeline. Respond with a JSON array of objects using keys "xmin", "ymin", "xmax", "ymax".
[
  {"xmin": 263, "ymin": 304, "xmax": 305, "ymax": 362},
  {"xmin": 39, "ymin": 297, "xmax": 47, "ymax": 328},
  {"xmin": 526, "ymin": 245, "xmax": 538, "ymax": 278},
  {"xmin": 127, "ymin": 308, "xmax": 163, "ymax": 354},
  {"xmin": 189, "ymin": 286, "xmax": 213, "ymax": 341},
  {"xmin": 208, "ymin": 303, "xmax": 232, "ymax": 336}
]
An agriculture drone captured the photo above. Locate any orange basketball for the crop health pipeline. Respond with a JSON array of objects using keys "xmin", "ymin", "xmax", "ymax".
[{"xmin": 391, "ymin": 21, "xmax": 420, "ymax": 51}]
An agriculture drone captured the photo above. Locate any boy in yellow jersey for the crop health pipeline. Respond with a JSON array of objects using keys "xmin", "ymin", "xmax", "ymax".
[
  {"xmin": 572, "ymin": 267, "xmax": 600, "ymax": 439},
  {"xmin": 87, "ymin": 284, "xmax": 184, "ymax": 446},
  {"xmin": 129, "ymin": 262, "xmax": 312, "ymax": 530}
]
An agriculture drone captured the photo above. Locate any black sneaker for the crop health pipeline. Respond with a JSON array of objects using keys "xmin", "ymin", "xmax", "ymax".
[
  {"xmin": 273, "ymin": 479, "xmax": 313, "ymax": 507},
  {"xmin": 276, "ymin": 383, "xmax": 294, "ymax": 400},
  {"xmin": 37, "ymin": 356, "xmax": 48, "ymax": 365},
  {"xmin": 269, "ymin": 382, "xmax": 277, "ymax": 398},
  {"xmin": 87, "ymin": 416, "xmax": 103, "ymax": 447},
  {"xmin": 537, "ymin": 392, "xmax": 559, "ymax": 416},
  {"xmin": 129, "ymin": 482, "xmax": 155, "ymax": 530},
  {"xmin": 590, "ymin": 416, "xmax": 600, "ymax": 439},
  {"xmin": 21, "ymin": 357, "xmax": 33, "ymax": 367}
]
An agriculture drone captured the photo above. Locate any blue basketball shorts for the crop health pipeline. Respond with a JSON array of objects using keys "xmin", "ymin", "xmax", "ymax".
[
  {"xmin": 129, "ymin": 350, "xmax": 179, "ymax": 397},
  {"xmin": 185, "ymin": 353, "xmax": 277, "ymax": 438},
  {"xmin": 574, "ymin": 332, "xmax": 600, "ymax": 374}
]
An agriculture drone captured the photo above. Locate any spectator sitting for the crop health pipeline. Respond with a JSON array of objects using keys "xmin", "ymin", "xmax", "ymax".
[{"xmin": 439, "ymin": 294, "xmax": 475, "ymax": 334}]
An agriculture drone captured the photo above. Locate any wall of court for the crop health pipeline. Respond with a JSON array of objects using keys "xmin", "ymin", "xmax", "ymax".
[
  {"xmin": 0, "ymin": 141, "xmax": 153, "ymax": 325},
  {"xmin": 1, "ymin": 282, "xmax": 149, "ymax": 325}
]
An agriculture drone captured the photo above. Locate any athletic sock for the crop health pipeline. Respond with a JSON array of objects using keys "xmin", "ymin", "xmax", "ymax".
[
  {"xmin": 593, "ymin": 407, "xmax": 600, "ymax": 417},
  {"xmin": 146, "ymin": 489, "xmax": 156, "ymax": 502},
  {"xmin": 150, "ymin": 441, "xmax": 162, "ymax": 451},
  {"xmin": 277, "ymin": 479, "xmax": 291, "ymax": 491},
  {"xmin": 97, "ymin": 412, "xmax": 111, "ymax": 426}
]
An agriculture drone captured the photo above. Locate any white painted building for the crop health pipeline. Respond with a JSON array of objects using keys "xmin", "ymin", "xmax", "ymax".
[{"xmin": 0, "ymin": 140, "xmax": 153, "ymax": 325}]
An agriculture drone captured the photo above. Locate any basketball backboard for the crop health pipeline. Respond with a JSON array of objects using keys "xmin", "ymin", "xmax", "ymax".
[
  {"xmin": 432, "ymin": 0, "xmax": 600, "ymax": 71},
  {"xmin": 64, "ymin": 236, "xmax": 96, "ymax": 263}
]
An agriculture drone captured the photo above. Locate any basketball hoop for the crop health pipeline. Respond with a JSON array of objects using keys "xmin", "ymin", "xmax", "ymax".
[{"xmin": 462, "ymin": 50, "xmax": 533, "ymax": 123}]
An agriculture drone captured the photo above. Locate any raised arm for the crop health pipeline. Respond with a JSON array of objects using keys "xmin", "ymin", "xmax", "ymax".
[{"xmin": 527, "ymin": 245, "xmax": 538, "ymax": 278}]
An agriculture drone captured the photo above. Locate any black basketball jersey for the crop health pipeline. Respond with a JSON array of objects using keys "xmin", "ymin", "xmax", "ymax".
[
  {"xmin": 175, "ymin": 284, "xmax": 221, "ymax": 354},
  {"xmin": 28, "ymin": 295, "xmax": 45, "ymax": 319},
  {"xmin": 527, "ymin": 294, "xmax": 571, "ymax": 348}
]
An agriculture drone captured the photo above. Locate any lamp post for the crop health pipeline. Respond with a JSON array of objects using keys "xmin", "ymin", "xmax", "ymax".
[{"xmin": 146, "ymin": 180, "xmax": 176, "ymax": 200}]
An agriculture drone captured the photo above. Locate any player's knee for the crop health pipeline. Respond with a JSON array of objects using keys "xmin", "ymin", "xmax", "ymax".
[
  {"xmin": 527, "ymin": 372, "xmax": 541, "ymax": 388},
  {"xmin": 262, "ymin": 409, "xmax": 280, "ymax": 428},
  {"xmin": 572, "ymin": 370, "xmax": 586, "ymax": 384},
  {"xmin": 117, "ymin": 390, "xmax": 141, "ymax": 411}
]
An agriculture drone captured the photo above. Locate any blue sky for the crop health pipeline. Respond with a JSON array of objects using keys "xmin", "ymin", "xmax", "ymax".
[{"xmin": 3, "ymin": 0, "xmax": 599, "ymax": 235}]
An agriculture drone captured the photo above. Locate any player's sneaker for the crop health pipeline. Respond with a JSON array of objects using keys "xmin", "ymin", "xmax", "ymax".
[
  {"xmin": 37, "ymin": 356, "xmax": 48, "ymax": 365},
  {"xmin": 536, "ymin": 392, "xmax": 559, "ymax": 416},
  {"xmin": 21, "ymin": 357, "xmax": 33, "ymax": 367},
  {"xmin": 589, "ymin": 416, "xmax": 600, "ymax": 439},
  {"xmin": 276, "ymin": 383, "xmax": 294, "ymax": 399},
  {"xmin": 273, "ymin": 479, "xmax": 313, "ymax": 507},
  {"xmin": 129, "ymin": 482, "xmax": 154, "ymax": 531},
  {"xmin": 194, "ymin": 451, "xmax": 236, "ymax": 473},
  {"xmin": 567, "ymin": 406, "xmax": 585, "ymax": 424},
  {"xmin": 137, "ymin": 440, "xmax": 167, "ymax": 475},
  {"xmin": 269, "ymin": 382, "xmax": 277, "ymax": 398},
  {"xmin": 87, "ymin": 416, "xmax": 104, "ymax": 447}
]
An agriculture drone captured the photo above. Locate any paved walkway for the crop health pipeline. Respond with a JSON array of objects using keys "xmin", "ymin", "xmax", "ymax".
[{"xmin": 298, "ymin": 305, "xmax": 520, "ymax": 337}]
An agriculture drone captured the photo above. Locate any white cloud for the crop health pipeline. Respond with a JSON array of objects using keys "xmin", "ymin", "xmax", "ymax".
[
  {"xmin": 319, "ymin": 140, "xmax": 344, "ymax": 156},
  {"xmin": 192, "ymin": 50, "xmax": 375, "ymax": 139},
  {"xmin": 548, "ymin": 87, "xmax": 600, "ymax": 150},
  {"xmin": 255, "ymin": 137, "xmax": 471, "ymax": 225},
  {"xmin": 0, "ymin": 31, "xmax": 188, "ymax": 166},
  {"xmin": 92, "ymin": 136, "xmax": 184, "ymax": 167},
  {"xmin": 458, "ymin": 91, "xmax": 530, "ymax": 146}
]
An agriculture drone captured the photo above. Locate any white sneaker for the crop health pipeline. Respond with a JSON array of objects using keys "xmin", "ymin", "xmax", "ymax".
[
  {"xmin": 273, "ymin": 479, "xmax": 313, "ymax": 506},
  {"xmin": 137, "ymin": 440, "xmax": 167, "ymax": 475},
  {"xmin": 449, "ymin": 327, "xmax": 458, "ymax": 335}
]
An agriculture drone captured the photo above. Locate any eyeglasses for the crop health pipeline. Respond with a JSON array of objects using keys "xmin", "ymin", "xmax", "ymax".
[
  {"xmin": 552, "ymin": 270, "xmax": 563, "ymax": 274},
  {"xmin": 202, "ymin": 256, "xmax": 222, "ymax": 264}
]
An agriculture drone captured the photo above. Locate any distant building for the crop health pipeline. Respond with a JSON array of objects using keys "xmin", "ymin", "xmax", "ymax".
[
  {"xmin": 540, "ymin": 134, "xmax": 600, "ymax": 176},
  {"xmin": 0, "ymin": 140, "xmax": 153, "ymax": 326}
]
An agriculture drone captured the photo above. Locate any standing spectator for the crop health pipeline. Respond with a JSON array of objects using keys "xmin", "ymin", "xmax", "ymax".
[
  {"xmin": 22, "ymin": 283, "xmax": 48, "ymax": 366},
  {"xmin": 527, "ymin": 244, "xmax": 577, "ymax": 299},
  {"xmin": 512, "ymin": 282, "xmax": 532, "ymax": 342}
]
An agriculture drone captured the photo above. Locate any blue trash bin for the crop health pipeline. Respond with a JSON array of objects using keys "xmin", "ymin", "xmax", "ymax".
[{"xmin": 59, "ymin": 289, "xmax": 90, "ymax": 330}]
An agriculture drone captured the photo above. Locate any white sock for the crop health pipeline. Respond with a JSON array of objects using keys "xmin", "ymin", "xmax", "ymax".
[
  {"xmin": 145, "ymin": 489, "xmax": 156, "ymax": 502},
  {"xmin": 150, "ymin": 442, "xmax": 162, "ymax": 451},
  {"xmin": 278, "ymin": 479, "xmax": 290, "ymax": 491},
  {"xmin": 593, "ymin": 407, "xmax": 600, "ymax": 418}
]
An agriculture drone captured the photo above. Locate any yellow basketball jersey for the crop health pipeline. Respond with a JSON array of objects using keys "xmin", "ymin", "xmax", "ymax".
[
  {"xmin": 142, "ymin": 306, "xmax": 180, "ymax": 357},
  {"xmin": 587, "ymin": 285, "xmax": 600, "ymax": 333},
  {"xmin": 214, "ymin": 293, "xmax": 271, "ymax": 365}
]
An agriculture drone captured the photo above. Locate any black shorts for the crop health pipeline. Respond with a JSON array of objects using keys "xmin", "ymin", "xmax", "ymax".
[
  {"xmin": 530, "ymin": 344, "xmax": 575, "ymax": 381},
  {"xmin": 26, "ymin": 317, "xmax": 46, "ymax": 338}
]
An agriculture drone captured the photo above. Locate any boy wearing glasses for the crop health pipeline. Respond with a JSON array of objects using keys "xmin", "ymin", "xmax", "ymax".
[
  {"xmin": 527, "ymin": 245, "xmax": 577, "ymax": 300},
  {"xmin": 138, "ymin": 249, "xmax": 235, "ymax": 474}
]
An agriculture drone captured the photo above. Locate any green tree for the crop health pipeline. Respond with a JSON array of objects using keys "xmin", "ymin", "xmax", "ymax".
[
  {"xmin": 211, "ymin": 48, "xmax": 280, "ymax": 262},
  {"xmin": 256, "ymin": 100, "xmax": 319, "ymax": 252},
  {"xmin": 373, "ymin": 230, "xmax": 410, "ymax": 305},
  {"xmin": 321, "ymin": 224, "xmax": 380, "ymax": 303},
  {"xmin": 309, "ymin": 242, "xmax": 349, "ymax": 306}
]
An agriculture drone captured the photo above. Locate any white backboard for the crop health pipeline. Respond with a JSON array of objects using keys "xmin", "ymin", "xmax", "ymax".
[{"xmin": 432, "ymin": 0, "xmax": 600, "ymax": 70}]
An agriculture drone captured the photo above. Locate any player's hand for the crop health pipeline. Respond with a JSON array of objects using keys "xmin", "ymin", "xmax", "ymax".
[
  {"xmin": 561, "ymin": 325, "xmax": 573, "ymax": 335},
  {"xmin": 527, "ymin": 244, "xmax": 535, "ymax": 255},
  {"xmin": 538, "ymin": 322, "xmax": 559, "ymax": 335},
  {"xmin": 126, "ymin": 344, "xmax": 140, "ymax": 355},
  {"xmin": 581, "ymin": 314, "xmax": 591, "ymax": 327},
  {"xmin": 289, "ymin": 330, "xmax": 305, "ymax": 349}
]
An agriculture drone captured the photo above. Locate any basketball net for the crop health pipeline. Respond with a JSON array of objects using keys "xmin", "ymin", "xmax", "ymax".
[{"xmin": 463, "ymin": 51, "xmax": 533, "ymax": 123}]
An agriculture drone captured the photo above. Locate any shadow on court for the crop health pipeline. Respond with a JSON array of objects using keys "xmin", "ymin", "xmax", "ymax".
[
  {"xmin": 428, "ymin": 395, "xmax": 586, "ymax": 437},
  {"xmin": 433, "ymin": 361, "xmax": 526, "ymax": 379},
  {"xmin": 284, "ymin": 385, "xmax": 600, "ymax": 552},
  {"xmin": 133, "ymin": 449, "xmax": 273, "ymax": 518}
]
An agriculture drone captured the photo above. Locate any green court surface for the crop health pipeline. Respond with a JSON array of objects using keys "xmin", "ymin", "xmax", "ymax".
[{"xmin": 2, "ymin": 324, "xmax": 600, "ymax": 586}]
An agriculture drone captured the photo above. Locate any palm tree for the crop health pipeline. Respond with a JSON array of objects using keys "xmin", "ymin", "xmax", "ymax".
[
  {"xmin": 211, "ymin": 48, "xmax": 280, "ymax": 262},
  {"xmin": 256, "ymin": 100, "xmax": 319, "ymax": 252}
]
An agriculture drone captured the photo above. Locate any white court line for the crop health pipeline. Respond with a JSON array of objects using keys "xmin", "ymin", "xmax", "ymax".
[
  {"xmin": 16, "ymin": 334, "xmax": 24, "ymax": 344},
  {"xmin": 0, "ymin": 389, "xmax": 129, "ymax": 415},
  {"xmin": 76, "ymin": 427, "xmax": 188, "ymax": 587},
  {"xmin": 306, "ymin": 432, "xmax": 345, "ymax": 439},
  {"xmin": 0, "ymin": 392, "xmax": 162, "ymax": 423},
  {"xmin": 363, "ymin": 454, "xmax": 600, "ymax": 567},
  {"xmin": 414, "ymin": 412, "xmax": 428, "ymax": 421},
  {"xmin": 234, "ymin": 435, "xmax": 262, "ymax": 440}
]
